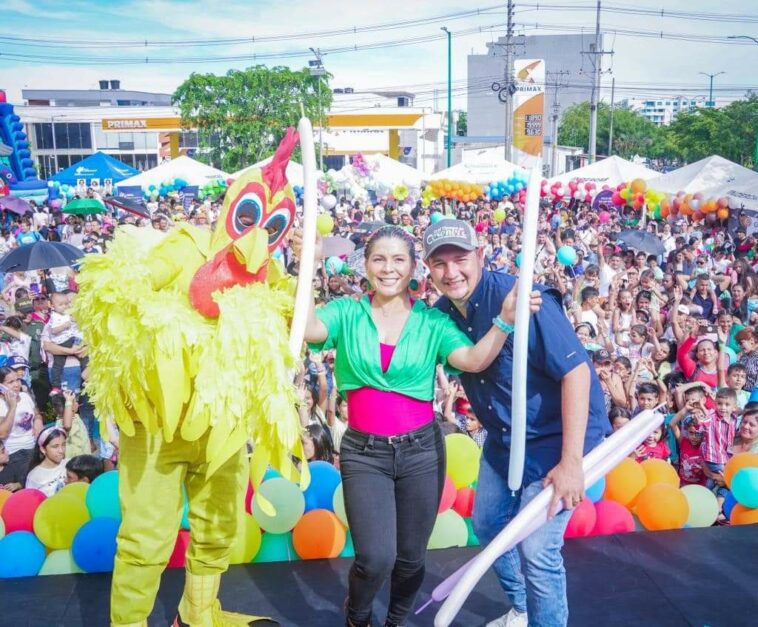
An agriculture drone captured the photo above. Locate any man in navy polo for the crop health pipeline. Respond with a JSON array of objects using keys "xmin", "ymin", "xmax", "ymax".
[{"xmin": 423, "ymin": 219, "xmax": 609, "ymax": 627}]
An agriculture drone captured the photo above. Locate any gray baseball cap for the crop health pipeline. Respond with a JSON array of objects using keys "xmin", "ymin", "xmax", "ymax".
[{"xmin": 422, "ymin": 219, "xmax": 478, "ymax": 260}]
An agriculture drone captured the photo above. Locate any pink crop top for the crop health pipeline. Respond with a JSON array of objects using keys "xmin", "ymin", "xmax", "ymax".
[{"xmin": 347, "ymin": 343, "xmax": 434, "ymax": 436}]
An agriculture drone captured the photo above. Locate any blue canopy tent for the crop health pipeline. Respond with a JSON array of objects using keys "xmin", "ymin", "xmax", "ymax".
[{"xmin": 50, "ymin": 152, "xmax": 139, "ymax": 186}]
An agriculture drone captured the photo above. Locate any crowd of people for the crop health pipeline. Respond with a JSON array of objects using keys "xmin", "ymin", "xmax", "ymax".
[{"xmin": 1, "ymin": 190, "xmax": 757, "ymax": 511}]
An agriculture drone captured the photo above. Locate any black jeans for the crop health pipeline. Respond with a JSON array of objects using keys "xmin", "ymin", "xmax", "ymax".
[{"xmin": 340, "ymin": 421, "xmax": 446, "ymax": 625}]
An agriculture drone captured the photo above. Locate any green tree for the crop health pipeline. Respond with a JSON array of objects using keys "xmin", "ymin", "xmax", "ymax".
[
  {"xmin": 557, "ymin": 101, "xmax": 661, "ymax": 160},
  {"xmin": 456, "ymin": 111, "xmax": 467, "ymax": 136},
  {"xmin": 172, "ymin": 65, "xmax": 331, "ymax": 172}
]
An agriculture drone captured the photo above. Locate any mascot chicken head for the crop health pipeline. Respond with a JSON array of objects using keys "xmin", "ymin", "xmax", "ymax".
[{"xmin": 189, "ymin": 128, "xmax": 298, "ymax": 318}]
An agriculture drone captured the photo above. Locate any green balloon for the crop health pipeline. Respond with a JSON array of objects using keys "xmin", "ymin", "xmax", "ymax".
[
  {"xmin": 252, "ymin": 532, "xmax": 297, "ymax": 563},
  {"xmin": 39, "ymin": 550, "xmax": 84, "ymax": 576},
  {"xmin": 681, "ymin": 485, "xmax": 719, "ymax": 528},
  {"xmin": 332, "ymin": 484, "xmax": 348, "ymax": 527},
  {"xmin": 428, "ymin": 510, "xmax": 468, "ymax": 550},
  {"xmin": 464, "ymin": 518, "xmax": 480, "ymax": 547},
  {"xmin": 251, "ymin": 478, "xmax": 305, "ymax": 534},
  {"xmin": 339, "ymin": 531, "xmax": 355, "ymax": 558}
]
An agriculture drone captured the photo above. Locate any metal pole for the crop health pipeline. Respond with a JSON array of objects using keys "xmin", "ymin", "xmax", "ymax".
[
  {"xmin": 51, "ymin": 116, "xmax": 59, "ymax": 173},
  {"xmin": 442, "ymin": 27, "xmax": 452, "ymax": 168},
  {"xmin": 318, "ymin": 77, "xmax": 324, "ymax": 171},
  {"xmin": 551, "ymin": 102, "xmax": 559, "ymax": 178},
  {"xmin": 699, "ymin": 71, "xmax": 725, "ymax": 108},
  {"xmin": 608, "ymin": 77, "xmax": 615, "ymax": 156},
  {"xmin": 588, "ymin": 0, "xmax": 601, "ymax": 163},
  {"xmin": 504, "ymin": 0, "xmax": 515, "ymax": 162}
]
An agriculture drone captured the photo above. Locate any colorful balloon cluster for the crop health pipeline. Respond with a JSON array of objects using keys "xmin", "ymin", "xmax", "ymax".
[
  {"xmin": 0, "ymin": 435, "xmax": 486, "ymax": 578},
  {"xmin": 541, "ymin": 178, "xmax": 603, "ymax": 203},
  {"xmin": 142, "ymin": 177, "xmax": 192, "ymax": 202},
  {"xmin": 483, "ymin": 170, "xmax": 529, "ymax": 202},
  {"xmin": 426, "ymin": 179, "xmax": 484, "ymax": 204}
]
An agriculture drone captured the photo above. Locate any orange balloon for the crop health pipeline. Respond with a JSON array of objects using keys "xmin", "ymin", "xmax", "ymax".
[
  {"xmin": 292, "ymin": 510, "xmax": 346, "ymax": 559},
  {"xmin": 635, "ymin": 484, "xmax": 689, "ymax": 531},
  {"xmin": 0, "ymin": 489, "xmax": 12, "ymax": 515},
  {"xmin": 604, "ymin": 458, "xmax": 647, "ymax": 507},
  {"xmin": 640, "ymin": 459, "xmax": 679, "ymax": 488},
  {"xmin": 630, "ymin": 178, "xmax": 647, "ymax": 194},
  {"xmin": 725, "ymin": 453, "xmax": 758, "ymax": 488},
  {"xmin": 716, "ymin": 208, "xmax": 729, "ymax": 220},
  {"xmin": 444, "ymin": 183, "xmax": 452, "ymax": 193},
  {"xmin": 661, "ymin": 205, "xmax": 670, "ymax": 218},
  {"xmin": 730, "ymin": 504, "xmax": 758, "ymax": 526},
  {"xmin": 680, "ymin": 204, "xmax": 693, "ymax": 217}
]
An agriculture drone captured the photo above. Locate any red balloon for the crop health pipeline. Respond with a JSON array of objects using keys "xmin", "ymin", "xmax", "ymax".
[
  {"xmin": 589, "ymin": 500, "xmax": 635, "ymax": 536},
  {"xmin": 611, "ymin": 192, "xmax": 624, "ymax": 206},
  {"xmin": 692, "ymin": 210, "xmax": 705, "ymax": 222},
  {"xmin": 438, "ymin": 476, "xmax": 457, "ymax": 513},
  {"xmin": 168, "ymin": 530, "xmax": 191, "ymax": 568},
  {"xmin": 453, "ymin": 487, "xmax": 476, "ymax": 518},
  {"xmin": 584, "ymin": 193, "xmax": 593, "ymax": 202},
  {"xmin": 0, "ymin": 488, "xmax": 46, "ymax": 533},
  {"xmin": 226, "ymin": 177, "xmax": 235, "ymax": 186},
  {"xmin": 245, "ymin": 482, "xmax": 254, "ymax": 515},
  {"xmin": 565, "ymin": 498, "xmax": 597, "ymax": 538}
]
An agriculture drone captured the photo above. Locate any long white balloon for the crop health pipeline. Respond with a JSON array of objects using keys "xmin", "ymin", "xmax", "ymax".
[
  {"xmin": 289, "ymin": 117, "xmax": 318, "ymax": 358},
  {"xmin": 434, "ymin": 409, "xmax": 664, "ymax": 627},
  {"xmin": 508, "ymin": 163, "xmax": 543, "ymax": 492}
]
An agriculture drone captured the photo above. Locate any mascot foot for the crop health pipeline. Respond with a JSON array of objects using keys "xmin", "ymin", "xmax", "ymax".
[{"xmin": 177, "ymin": 573, "xmax": 276, "ymax": 626}]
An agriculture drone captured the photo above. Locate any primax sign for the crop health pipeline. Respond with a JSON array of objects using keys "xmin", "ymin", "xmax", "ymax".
[
  {"xmin": 101, "ymin": 117, "xmax": 182, "ymax": 131},
  {"xmin": 105, "ymin": 120, "xmax": 148, "ymax": 129}
]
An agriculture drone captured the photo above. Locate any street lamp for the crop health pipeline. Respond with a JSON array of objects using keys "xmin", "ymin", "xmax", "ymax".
[
  {"xmin": 698, "ymin": 71, "xmax": 725, "ymax": 108},
  {"xmin": 309, "ymin": 48, "xmax": 326, "ymax": 171},
  {"xmin": 728, "ymin": 35, "xmax": 758, "ymax": 45},
  {"xmin": 441, "ymin": 27, "xmax": 452, "ymax": 168}
]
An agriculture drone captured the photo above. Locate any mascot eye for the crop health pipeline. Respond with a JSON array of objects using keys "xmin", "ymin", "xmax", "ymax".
[
  {"xmin": 232, "ymin": 194, "xmax": 263, "ymax": 234},
  {"xmin": 262, "ymin": 210, "xmax": 290, "ymax": 246}
]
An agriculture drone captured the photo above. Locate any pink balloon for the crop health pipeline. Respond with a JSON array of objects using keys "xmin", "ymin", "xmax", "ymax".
[
  {"xmin": 598, "ymin": 211, "xmax": 611, "ymax": 224},
  {"xmin": 565, "ymin": 499, "xmax": 597, "ymax": 538},
  {"xmin": 590, "ymin": 500, "xmax": 635, "ymax": 536},
  {"xmin": 438, "ymin": 476, "xmax": 457, "ymax": 513}
]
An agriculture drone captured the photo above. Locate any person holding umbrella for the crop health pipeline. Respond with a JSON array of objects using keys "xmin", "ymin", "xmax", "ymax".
[{"xmin": 15, "ymin": 220, "xmax": 41, "ymax": 246}]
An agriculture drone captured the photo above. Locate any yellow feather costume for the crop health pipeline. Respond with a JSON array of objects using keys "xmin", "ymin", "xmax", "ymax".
[{"xmin": 73, "ymin": 129, "xmax": 308, "ymax": 626}]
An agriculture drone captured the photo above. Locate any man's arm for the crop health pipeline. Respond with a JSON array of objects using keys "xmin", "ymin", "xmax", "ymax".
[{"xmin": 544, "ymin": 361, "xmax": 590, "ymax": 518}]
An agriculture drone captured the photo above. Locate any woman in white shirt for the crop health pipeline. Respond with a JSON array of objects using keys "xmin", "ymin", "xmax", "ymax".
[
  {"xmin": 25, "ymin": 425, "xmax": 68, "ymax": 497},
  {"xmin": 0, "ymin": 366, "xmax": 43, "ymax": 486}
]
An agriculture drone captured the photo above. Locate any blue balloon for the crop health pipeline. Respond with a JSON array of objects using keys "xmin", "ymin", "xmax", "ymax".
[
  {"xmin": 263, "ymin": 467, "xmax": 282, "ymax": 482},
  {"xmin": 302, "ymin": 461, "xmax": 342, "ymax": 512},
  {"xmin": 86, "ymin": 470, "xmax": 121, "ymax": 521},
  {"xmin": 557, "ymin": 245, "xmax": 578, "ymax": 267},
  {"xmin": 180, "ymin": 484, "xmax": 190, "ymax": 530},
  {"xmin": 325, "ymin": 256, "xmax": 344, "ymax": 276},
  {"xmin": 723, "ymin": 490, "xmax": 738, "ymax": 521},
  {"xmin": 253, "ymin": 532, "xmax": 297, "ymax": 563},
  {"xmin": 731, "ymin": 467, "xmax": 758, "ymax": 508},
  {"xmin": 0, "ymin": 532, "xmax": 46, "ymax": 578},
  {"xmin": 339, "ymin": 530, "xmax": 355, "ymax": 558},
  {"xmin": 515, "ymin": 252, "xmax": 522, "ymax": 268},
  {"xmin": 430, "ymin": 212, "xmax": 445, "ymax": 224},
  {"xmin": 586, "ymin": 476, "xmax": 606, "ymax": 503},
  {"xmin": 72, "ymin": 518, "xmax": 120, "ymax": 573},
  {"xmin": 483, "ymin": 186, "xmax": 490, "ymax": 195}
]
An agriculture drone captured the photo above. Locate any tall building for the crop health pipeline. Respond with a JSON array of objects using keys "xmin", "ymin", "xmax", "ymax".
[
  {"xmin": 620, "ymin": 96, "xmax": 734, "ymax": 126},
  {"xmin": 467, "ymin": 33, "xmax": 603, "ymax": 140}
]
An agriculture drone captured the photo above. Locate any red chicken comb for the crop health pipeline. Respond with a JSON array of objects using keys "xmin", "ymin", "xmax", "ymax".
[{"xmin": 262, "ymin": 127, "xmax": 299, "ymax": 196}]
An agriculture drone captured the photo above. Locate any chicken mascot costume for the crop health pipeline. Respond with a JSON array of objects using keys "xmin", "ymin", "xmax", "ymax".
[{"xmin": 74, "ymin": 128, "xmax": 311, "ymax": 627}]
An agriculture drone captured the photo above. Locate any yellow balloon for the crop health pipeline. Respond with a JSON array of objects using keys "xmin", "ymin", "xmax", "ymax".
[
  {"xmin": 229, "ymin": 513, "xmax": 262, "ymax": 564},
  {"xmin": 58, "ymin": 482, "xmax": 89, "ymax": 499},
  {"xmin": 316, "ymin": 213, "xmax": 335, "ymax": 237},
  {"xmin": 33, "ymin": 493, "xmax": 90, "ymax": 550},
  {"xmin": 445, "ymin": 434, "xmax": 481, "ymax": 489},
  {"xmin": 39, "ymin": 549, "xmax": 85, "ymax": 576}
]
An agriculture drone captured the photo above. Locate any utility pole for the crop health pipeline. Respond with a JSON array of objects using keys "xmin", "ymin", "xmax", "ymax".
[
  {"xmin": 546, "ymin": 71, "xmax": 570, "ymax": 177},
  {"xmin": 309, "ymin": 48, "xmax": 326, "ymax": 171},
  {"xmin": 582, "ymin": 0, "xmax": 612, "ymax": 163},
  {"xmin": 441, "ymin": 27, "xmax": 452, "ymax": 168},
  {"xmin": 699, "ymin": 71, "xmax": 725, "ymax": 108},
  {"xmin": 608, "ymin": 76, "xmax": 615, "ymax": 156},
  {"xmin": 504, "ymin": 0, "xmax": 515, "ymax": 162}
]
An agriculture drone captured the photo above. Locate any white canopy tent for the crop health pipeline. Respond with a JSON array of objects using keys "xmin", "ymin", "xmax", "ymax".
[
  {"xmin": 363, "ymin": 154, "xmax": 424, "ymax": 188},
  {"xmin": 547, "ymin": 155, "xmax": 658, "ymax": 187},
  {"xmin": 233, "ymin": 157, "xmax": 307, "ymax": 187},
  {"xmin": 646, "ymin": 155, "xmax": 756, "ymax": 194},
  {"xmin": 429, "ymin": 152, "xmax": 523, "ymax": 184},
  {"xmin": 118, "ymin": 156, "xmax": 229, "ymax": 189}
]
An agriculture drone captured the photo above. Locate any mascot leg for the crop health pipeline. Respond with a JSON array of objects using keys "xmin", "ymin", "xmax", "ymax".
[
  {"xmin": 110, "ymin": 424, "xmax": 186, "ymax": 627},
  {"xmin": 177, "ymin": 443, "xmax": 272, "ymax": 626}
]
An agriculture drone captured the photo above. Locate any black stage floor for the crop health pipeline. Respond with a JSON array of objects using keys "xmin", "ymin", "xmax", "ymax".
[{"xmin": 1, "ymin": 526, "xmax": 755, "ymax": 627}]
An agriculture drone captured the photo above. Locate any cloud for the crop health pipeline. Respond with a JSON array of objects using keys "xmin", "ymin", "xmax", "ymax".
[{"xmin": 4, "ymin": 0, "xmax": 77, "ymax": 20}]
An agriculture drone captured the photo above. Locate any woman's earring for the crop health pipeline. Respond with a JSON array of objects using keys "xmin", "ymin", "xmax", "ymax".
[{"xmin": 409, "ymin": 279, "xmax": 419, "ymax": 291}]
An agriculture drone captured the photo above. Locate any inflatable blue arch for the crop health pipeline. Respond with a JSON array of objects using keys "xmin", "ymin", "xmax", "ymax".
[{"xmin": 0, "ymin": 90, "xmax": 47, "ymax": 198}]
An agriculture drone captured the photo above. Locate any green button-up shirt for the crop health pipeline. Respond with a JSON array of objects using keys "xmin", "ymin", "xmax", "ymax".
[{"xmin": 310, "ymin": 295, "xmax": 472, "ymax": 401}]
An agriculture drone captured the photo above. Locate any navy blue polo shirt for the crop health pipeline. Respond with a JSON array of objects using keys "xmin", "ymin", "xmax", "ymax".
[{"xmin": 435, "ymin": 269, "xmax": 610, "ymax": 485}]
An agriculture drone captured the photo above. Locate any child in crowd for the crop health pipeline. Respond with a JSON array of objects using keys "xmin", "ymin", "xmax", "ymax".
[
  {"xmin": 726, "ymin": 363, "xmax": 749, "ymax": 410},
  {"xmin": 0, "ymin": 440, "xmax": 23, "ymax": 492},
  {"xmin": 633, "ymin": 424, "xmax": 671, "ymax": 462},
  {"xmin": 97, "ymin": 417, "xmax": 120, "ymax": 471},
  {"xmin": 669, "ymin": 397, "xmax": 707, "ymax": 486},
  {"xmin": 47, "ymin": 292, "xmax": 88, "ymax": 392},
  {"xmin": 630, "ymin": 381, "xmax": 661, "ymax": 415},
  {"xmin": 460, "ymin": 400, "xmax": 487, "ymax": 448},
  {"xmin": 301, "ymin": 423, "xmax": 334, "ymax": 464},
  {"xmin": 52, "ymin": 390, "xmax": 91, "ymax": 458},
  {"xmin": 25, "ymin": 426, "xmax": 68, "ymax": 496},
  {"xmin": 701, "ymin": 387, "xmax": 739, "ymax": 515},
  {"xmin": 65, "ymin": 454, "xmax": 105, "ymax": 484},
  {"xmin": 609, "ymin": 406, "xmax": 631, "ymax": 431}
]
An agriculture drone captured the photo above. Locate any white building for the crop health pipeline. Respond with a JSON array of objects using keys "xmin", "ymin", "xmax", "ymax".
[{"xmin": 621, "ymin": 96, "xmax": 735, "ymax": 126}]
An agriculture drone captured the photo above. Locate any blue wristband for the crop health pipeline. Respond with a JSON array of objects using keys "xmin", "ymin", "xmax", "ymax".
[{"xmin": 492, "ymin": 316, "xmax": 515, "ymax": 334}]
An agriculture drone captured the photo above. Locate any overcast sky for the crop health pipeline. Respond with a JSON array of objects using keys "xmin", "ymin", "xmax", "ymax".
[{"xmin": 1, "ymin": 0, "xmax": 756, "ymax": 110}]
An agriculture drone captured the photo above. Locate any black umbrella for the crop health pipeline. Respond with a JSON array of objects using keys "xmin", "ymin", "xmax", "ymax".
[
  {"xmin": 0, "ymin": 241, "xmax": 83, "ymax": 272},
  {"xmin": 617, "ymin": 230, "xmax": 666, "ymax": 256},
  {"xmin": 352, "ymin": 221, "xmax": 386, "ymax": 235},
  {"xmin": 104, "ymin": 196, "xmax": 151, "ymax": 219}
]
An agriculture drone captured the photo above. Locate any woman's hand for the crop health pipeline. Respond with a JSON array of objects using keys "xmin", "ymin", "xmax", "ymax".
[
  {"xmin": 1, "ymin": 387, "xmax": 18, "ymax": 408},
  {"xmin": 500, "ymin": 285, "xmax": 543, "ymax": 326},
  {"xmin": 291, "ymin": 229, "xmax": 324, "ymax": 262}
]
